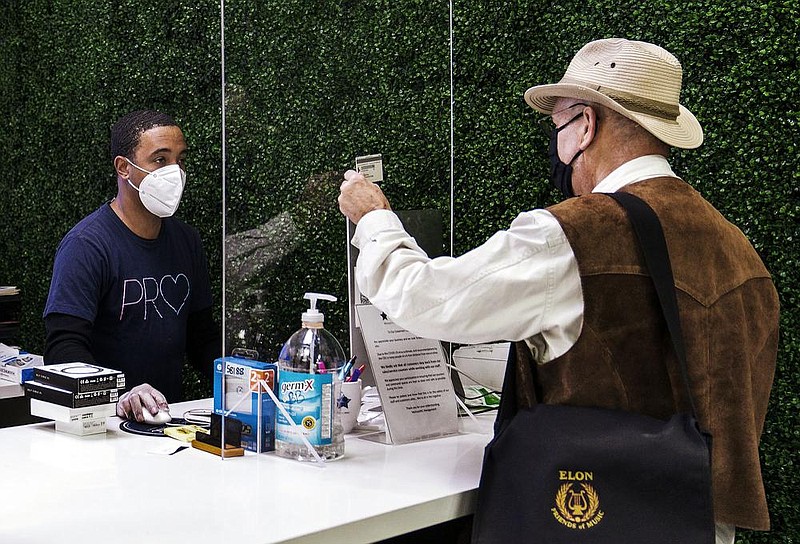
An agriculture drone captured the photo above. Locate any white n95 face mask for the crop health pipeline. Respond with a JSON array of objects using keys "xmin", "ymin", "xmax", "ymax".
[{"xmin": 126, "ymin": 160, "xmax": 186, "ymax": 218}]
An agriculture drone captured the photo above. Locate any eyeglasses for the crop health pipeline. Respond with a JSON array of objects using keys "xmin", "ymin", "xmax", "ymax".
[{"xmin": 537, "ymin": 103, "xmax": 589, "ymax": 139}]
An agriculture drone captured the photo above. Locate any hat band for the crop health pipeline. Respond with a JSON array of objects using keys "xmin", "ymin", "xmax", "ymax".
[{"xmin": 561, "ymin": 78, "xmax": 681, "ymax": 121}]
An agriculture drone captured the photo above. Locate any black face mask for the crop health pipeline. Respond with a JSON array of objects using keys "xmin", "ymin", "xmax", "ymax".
[{"xmin": 547, "ymin": 111, "xmax": 586, "ymax": 199}]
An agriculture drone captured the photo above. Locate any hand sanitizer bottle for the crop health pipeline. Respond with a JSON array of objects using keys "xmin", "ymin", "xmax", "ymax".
[{"xmin": 275, "ymin": 293, "xmax": 346, "ymax": 461}]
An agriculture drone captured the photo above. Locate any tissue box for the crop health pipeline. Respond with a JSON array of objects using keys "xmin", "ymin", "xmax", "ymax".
[{"xmin": 213, "ymin": 356, "xmax": 277, "ymax": 453}]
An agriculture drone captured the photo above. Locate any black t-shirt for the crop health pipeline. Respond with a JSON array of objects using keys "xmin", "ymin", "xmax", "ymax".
[{"xmin": 44, "ymin": 203, "xmax": 213, "ymax": 401}]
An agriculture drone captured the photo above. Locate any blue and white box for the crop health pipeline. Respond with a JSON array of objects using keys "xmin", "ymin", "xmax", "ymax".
[
  {"xmin": 0, "ymin": 343, "xmax": 43, "ymax": 384},
  {"xmin": 213, "ymin": 356, "xmax": 277, "ymax": 453}
]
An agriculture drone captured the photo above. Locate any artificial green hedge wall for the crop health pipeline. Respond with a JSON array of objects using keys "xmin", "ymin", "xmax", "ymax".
[{"xmin": 1, "ymin": 1, "xmax": 797, "ymax": 542}]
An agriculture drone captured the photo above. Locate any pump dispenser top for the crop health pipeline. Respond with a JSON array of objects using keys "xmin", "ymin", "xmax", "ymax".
[{"xmin": 302, "ymin": 292, "xmax": 336, "ymax": 325}]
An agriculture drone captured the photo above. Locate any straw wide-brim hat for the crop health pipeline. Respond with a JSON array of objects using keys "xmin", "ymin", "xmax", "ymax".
[{"xmin": 525, "ymin": 38, "xmax": 703, "ymax": 149}]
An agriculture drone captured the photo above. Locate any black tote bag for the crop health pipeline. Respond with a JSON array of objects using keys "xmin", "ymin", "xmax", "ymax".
[{"xmin": 471, "ymin": 193, "xmax": 715, "ymax": 544}]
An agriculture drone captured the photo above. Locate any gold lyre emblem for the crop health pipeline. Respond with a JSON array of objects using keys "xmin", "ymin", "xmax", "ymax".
[{"xmin": 552, "ymin": 482, "xmax": 605, "ymax": 530}]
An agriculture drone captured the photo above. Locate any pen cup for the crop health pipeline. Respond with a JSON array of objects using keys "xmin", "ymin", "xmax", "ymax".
[{"xmin": 338, "ymin": 379, "xmax": 362, "ymax": 434}]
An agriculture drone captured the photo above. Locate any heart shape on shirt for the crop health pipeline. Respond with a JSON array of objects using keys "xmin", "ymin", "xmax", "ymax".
[{"xmin": 160, "ymin": 274, "xmax": 190, "ymax": 315}]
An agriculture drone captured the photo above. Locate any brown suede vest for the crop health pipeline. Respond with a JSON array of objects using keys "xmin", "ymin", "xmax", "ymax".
[{"xmin": 513, "ymin": 177, "xmax": 778, "ymax": 530}]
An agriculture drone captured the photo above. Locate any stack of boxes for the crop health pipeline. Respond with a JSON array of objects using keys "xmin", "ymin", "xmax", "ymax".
[
  {"xmin": 0, "ymin": 288, "xmax": 39, "ymax": 401},
  {"xmin": 25, "ymin": 363, "xmax": 125, "ymax": 436},
  {"xmin": 0, "ymin": 342, "xmax": 43, "ymax": 399}
]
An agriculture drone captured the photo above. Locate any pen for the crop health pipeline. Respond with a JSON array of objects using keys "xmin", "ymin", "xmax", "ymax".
[
  {"xmin": 348, "ymin": 364, "xmax": 365, "ymax": 382},
  {"xmin": 339, "ymin": 355, "xmax": 357, "ymax": 381}
]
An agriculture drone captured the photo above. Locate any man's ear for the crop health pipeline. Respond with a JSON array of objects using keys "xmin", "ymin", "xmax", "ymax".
[
  {"xmin": 113, "ymin": 156, "xmax": 130, "ymax": 180},
  {"xmin": 578, "ymin": 107, "xmax": 599, "ymax": 150}
]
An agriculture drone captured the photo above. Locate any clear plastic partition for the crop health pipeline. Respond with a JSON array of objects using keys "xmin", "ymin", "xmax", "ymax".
[{"xmin": 221, "ymin": 2, "xmax": 455, "ymax": 363}]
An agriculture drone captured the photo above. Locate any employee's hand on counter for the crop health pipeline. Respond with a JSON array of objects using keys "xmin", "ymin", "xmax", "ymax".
[
  {"xmin": 116, "ymin": 383, "xmax": 169, "ymax": 422},
  {"xmin": 338, "ymin": 169, "xmax": 391, "ymax": 224}
]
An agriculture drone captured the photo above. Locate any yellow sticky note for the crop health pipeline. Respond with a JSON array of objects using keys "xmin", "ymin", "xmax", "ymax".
[{"xmin": 164, "ymin": 425, "xmax": 208, "ymax": 443}]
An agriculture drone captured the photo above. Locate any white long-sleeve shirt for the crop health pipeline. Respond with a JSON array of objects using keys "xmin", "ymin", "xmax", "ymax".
[
  {"xmin": 351, "ymin": 155, "xmax": 677, "ymax": 363},
  {"xmin": 352, "ymin": 154, "xmax": 736, "ymax": 543}
]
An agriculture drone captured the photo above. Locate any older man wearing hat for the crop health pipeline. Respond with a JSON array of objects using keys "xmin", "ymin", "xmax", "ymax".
[{"xmin": 339, "ymin": 39, "xmax": 778, "ymax": 542}]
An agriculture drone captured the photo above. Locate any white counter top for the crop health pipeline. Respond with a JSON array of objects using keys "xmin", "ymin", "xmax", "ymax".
[{"xmin": 0, "ymin": 398, "xmax": 494, "ymax": 544}]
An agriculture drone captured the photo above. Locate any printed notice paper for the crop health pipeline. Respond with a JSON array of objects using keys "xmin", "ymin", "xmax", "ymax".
[{"xmin": 355, "ymin": 304, "xmax": 458, "ymax": 444}]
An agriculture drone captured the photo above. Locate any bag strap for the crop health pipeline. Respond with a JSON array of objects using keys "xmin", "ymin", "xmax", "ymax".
[
  {"xmin": 496, "ymin": 191, "xmax": 698, "ymax": 428},
  {"xmin": 495, "ymin": 341, "xmax": 521, "ymax": 433},
  {"xmin": 606, "ymin": 192, "xmax": 697, "ymax": 418}
]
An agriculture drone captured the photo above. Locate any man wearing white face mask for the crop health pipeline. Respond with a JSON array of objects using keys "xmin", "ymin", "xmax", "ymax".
[{"xmin": 43, "ymin": 110, "xmax": 221, "ymax": 423}]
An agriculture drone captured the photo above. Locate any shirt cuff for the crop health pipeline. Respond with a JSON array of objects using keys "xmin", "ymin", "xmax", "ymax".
[{"xmin": 351, "ymin": 209, "xmax": 406, "ymax": 248}]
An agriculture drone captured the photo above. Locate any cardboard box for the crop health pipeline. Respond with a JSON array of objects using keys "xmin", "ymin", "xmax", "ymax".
[
  {"xmin": 55, "ymin": 418, "xmax": 107, "ymax": 436},
  {"xmin": 0, "ymin": 380, "xmax": 23, "ymax": 400},
  {"xmin": 25, "ymin": 381, "xmax": 119, "ymax": 408},
  {"xmin": 30, "ymin": 398, "xmax": 116, "ymax": 423},
  {"xmin": 0, "ymin": 344, "xmax": 43, "ymax": 384},
  {"xmin": 33, "ymin": 362, "xmax": 125, "ymax": 393},
  {"xmin": 213, "ymin": 356, "xmax": 277, "ymax": 453}
]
